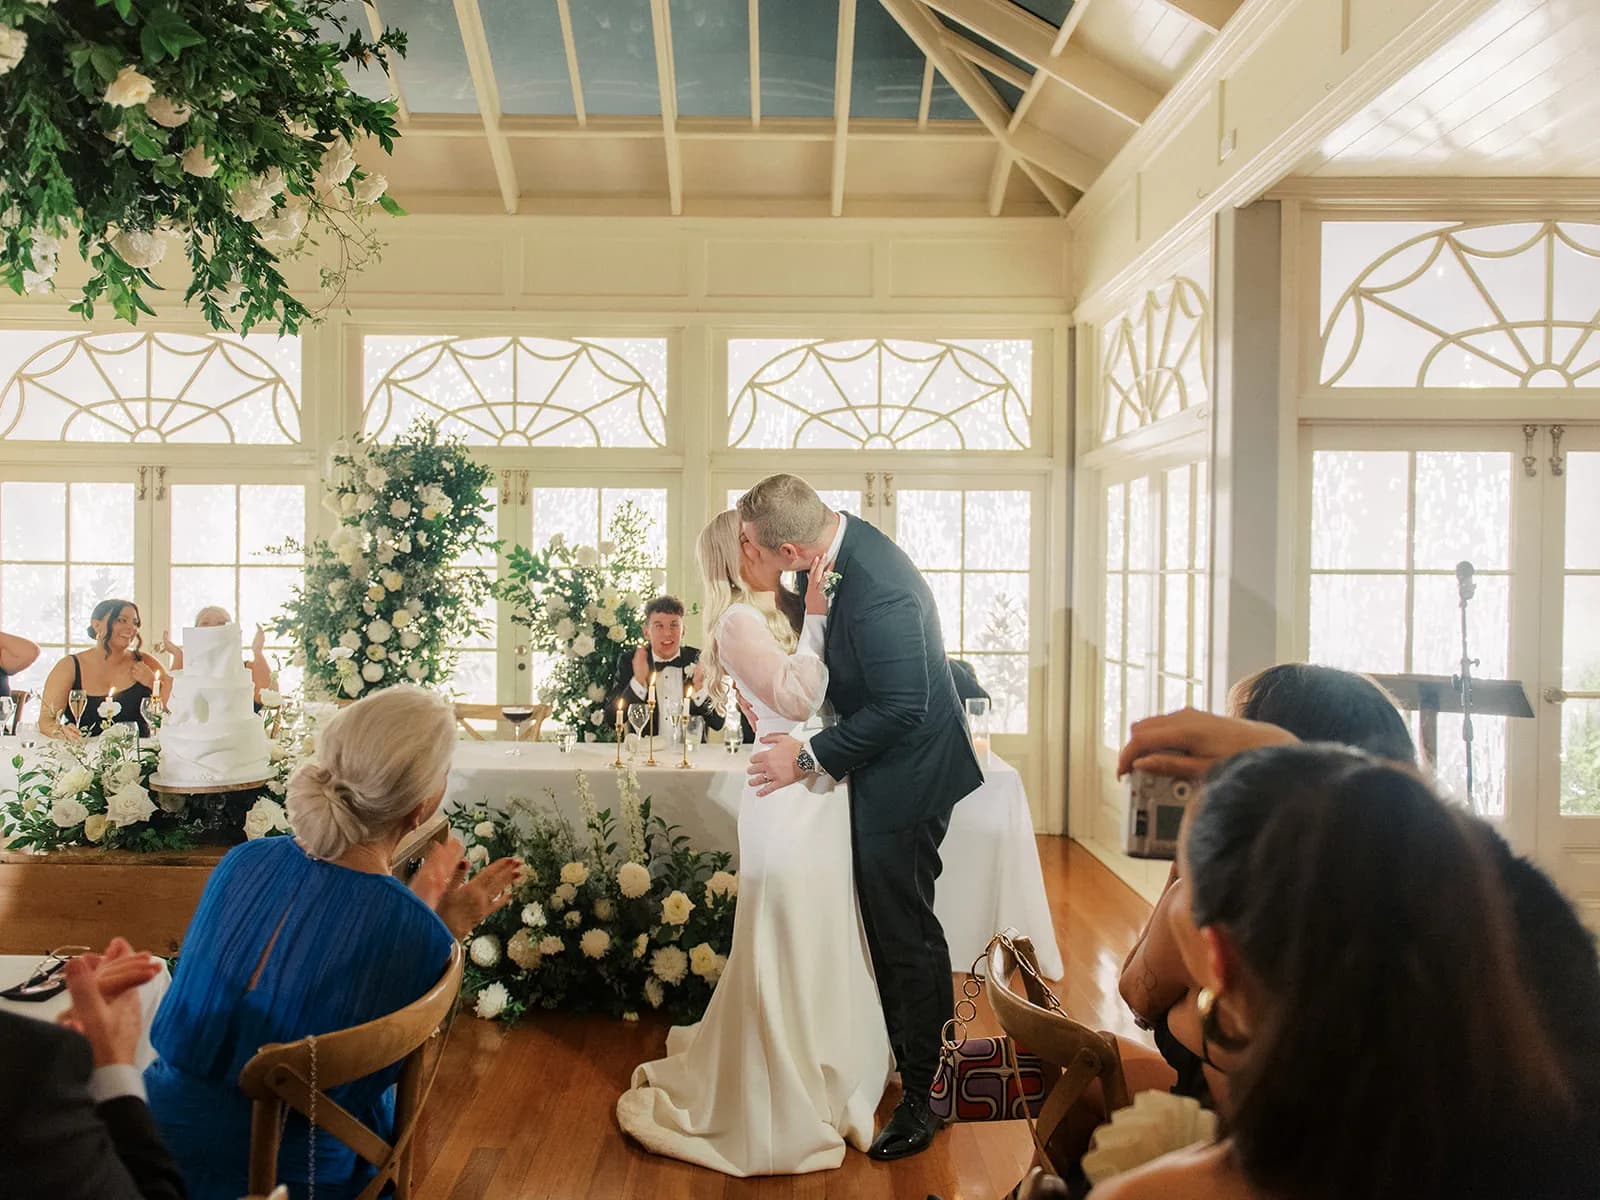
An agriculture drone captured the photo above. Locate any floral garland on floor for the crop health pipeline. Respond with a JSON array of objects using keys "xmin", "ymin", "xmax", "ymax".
[
  {"xmin": 0, "ymin": 0, "xmax": 407, "ymax": 331},
  {"xmin": 274, "ymin": 422, "xmax": 496, "ymax": 700},
  {"xmin": 499, "ymin": 502, "xmax": 664, "ymax": 741},
  {"xmin": 0, "ymin": 699, "xmax": 310, "ymax": 852},
  {"xmin": 455, "ymin": 767, "xmax": 736, "ymax": 1024}
]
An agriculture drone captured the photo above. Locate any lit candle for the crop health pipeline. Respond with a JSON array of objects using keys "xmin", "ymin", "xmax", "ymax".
[{"xmin": 648, "ymin": 671, "xmax": 657, "ymax": 704}]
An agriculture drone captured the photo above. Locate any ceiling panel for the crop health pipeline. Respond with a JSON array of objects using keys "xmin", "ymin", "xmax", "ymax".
[
  {"xmin": 1076, "ymin": 0, "xmax": 1210, "ymax": 95},
  {"xmin": 570, "ymin": 0, "xmax": 662, "ymax": 116},
  {"xmin": 1009, "ymin": 0, "xmax": 1074, "ymax": 24},
  {"xmin": 510, "ymin": 136, "xmax": 670, "ymax": 197},
  {"xmin": 1027, "ymin": 83, "xmax": 1137, "ymax": 163},
  {"xmin": 376, "ymin": 0, "xmax": 477, "ymax": 114},
  {"xmin": 759, "ymin": 0, "xmax": 838, "ymax": 118},
  {"xmin": 673, "ymin": 0, "xmax": 752, "ymax": 118},
  {"xmin": 844, "ymin": 138, "xmax": 998, "ymax": 203},
  {"xmin": 320, "ymin": 0, "xmax": 394, "ymax": 103},
  {"xmin": 1303, "ymin": 0, "xmax": 1600, "ymax": 177},
  {"xmin": 681, "ymin": 139, "xmax": 831, "ymax": 199},
  {"xmin": 481, "ymin": 0, "xmax": 576, "ymax": 116},
  {"xmin": 852, "ymin": 0, "xmax": 927, "ymax": 119},
  {"xmin": 380, "ymin": 136, "xmax": 503, "ymax": 197}
]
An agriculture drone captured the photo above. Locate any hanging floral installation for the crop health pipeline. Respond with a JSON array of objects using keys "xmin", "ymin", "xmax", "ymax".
[
  {"xmin": 272, "ymin": 422, "xmax": 498, "ymax": 701},
  {"xmin": 0, "ymin": 0, "xmax": 406, "ymax": 332}
]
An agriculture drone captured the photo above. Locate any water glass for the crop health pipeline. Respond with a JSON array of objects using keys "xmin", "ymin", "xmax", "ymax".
[
  {"xmin": 558, "ymin": 730, "xmax": 577, "ymax": 754},
  {"xmin": 0, "ymin": 695, "xmax": 13, "ymax": 735},
  {"xmin": 685, "ymin": 717, "xmax": 704, "ymax": 755},
  {"xmin": 965, "ymin": 696, "xmax": 992, "ymax": 767}
]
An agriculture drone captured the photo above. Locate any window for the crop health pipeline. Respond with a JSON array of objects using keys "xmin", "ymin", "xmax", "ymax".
[
  {"xmin": 0, "ymin": 331, "xmax": 301, "ymax": 443},
  {"xmin": 728, "ymin": 338, "xmax": 1032, "ymax": 451},
  {"xmin": 1561, "ymin": 451, "xmax": 1600, "ymax": 815},
  {"xmin": 1308, "ymin": 448, "xmax": 1512, "ymax": 814},
  {"xmin": 1158, "ymin": 463, "xmax": 1209, "ymax": 714},
  {"xmin": 0, "ymin": 481, "xmax": 136, "ymax": 689},
  {"xmin": 1320, "ymin": 221, "xmax": 1600, "ymax": 389},
  {"xmin": 1102, "ymin": 477, "xmax": 1152, "ymax": 746},
  {"xmin": 1100, "ymin": 277, "xmax": 1211, "ymax": 443},
  {"xmin": 449, "ymin": 484, "xmax": 501, "ymax": 704},
  {"xmin": 895, "ymin": 489, "xmax": 1031, "ymax": 733},
  {"xmin": 362, "ymin": 336, "xmax": 668, "ymax": 446}
]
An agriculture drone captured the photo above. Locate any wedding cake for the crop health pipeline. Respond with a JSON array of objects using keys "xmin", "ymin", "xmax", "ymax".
[{"xmin": 156, "ymin": 622, "xmax": 272, "ymax": 787}]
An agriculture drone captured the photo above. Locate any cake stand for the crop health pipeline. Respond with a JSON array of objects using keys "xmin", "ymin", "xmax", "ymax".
[{"xmin": 148, "ymin": 776, "xmax": 273, "ymax": 796}]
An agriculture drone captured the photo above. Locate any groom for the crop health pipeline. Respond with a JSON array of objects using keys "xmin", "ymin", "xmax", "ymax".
[{"xmin": 741, "ymin": 474, "xmax": 983, "ymax": 1162}]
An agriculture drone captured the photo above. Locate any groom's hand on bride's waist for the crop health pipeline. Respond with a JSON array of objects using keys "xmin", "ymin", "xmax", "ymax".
[{"xmin": 750, "ymin": 733, "xmax": 805, "ymax": 796}]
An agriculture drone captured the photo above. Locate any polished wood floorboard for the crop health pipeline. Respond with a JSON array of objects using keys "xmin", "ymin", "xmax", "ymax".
[{"xmin": 413, "ymin": 837, "xmax": 1154, "ymax": 1200}]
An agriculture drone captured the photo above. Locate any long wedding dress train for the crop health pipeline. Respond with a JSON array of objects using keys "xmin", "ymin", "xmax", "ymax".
[{"xmin": 615, "ymin": 604, "xmax": 893, "ymax": 1176}]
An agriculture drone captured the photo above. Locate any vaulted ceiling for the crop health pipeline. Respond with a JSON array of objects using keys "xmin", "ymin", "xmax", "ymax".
[{"xmin": 337, "ymin": 0, "xmax": 1244, "ymax": 217}]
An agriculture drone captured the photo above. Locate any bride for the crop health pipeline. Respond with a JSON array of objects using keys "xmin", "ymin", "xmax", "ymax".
[{"xmin": 615, "ymin": 510, "xmax": 893, "ymax": 1176}]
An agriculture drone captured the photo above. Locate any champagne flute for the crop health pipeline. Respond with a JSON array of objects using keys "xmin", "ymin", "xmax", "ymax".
[
  {"xmin": 500, "ymin": 705, "xmax": 535, "ymax": 757},
  {"xmin": 68, "ymin": 689, "xmax": 87, "ymax": 732},
  {"xmin": 627, "ymin": 702, "xmax": 648, "ymax": 759},
  {"xmin": 140, "ymin": 696, "xmax": 161, "ymax": 735},
  {"xmin": 0, "ymin": 695, "xmax": 14, "ymax": 736}
]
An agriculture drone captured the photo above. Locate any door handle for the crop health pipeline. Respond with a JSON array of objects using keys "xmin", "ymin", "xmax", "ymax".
[
  {"xmin": 864, "ymin": 472, "xmax": 876, "ymax": 507},
  {"xmin": 154, "ymin": 466, "xmax": 166, "ymax": 501},
  {"xmin": 515, "ymin": 643, "xmax": 530, "ymax": 672},
  {"xmin": 1543, "ymin": 687, "xmax": 1566, "ymax": 704},
  {"xmin": 883, "ymin": 472, "xmax": 894, "ymax": 508}
]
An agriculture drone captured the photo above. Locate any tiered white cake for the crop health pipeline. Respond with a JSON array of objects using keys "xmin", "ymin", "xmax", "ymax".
[{"xmin": 156, "ymin": 622, "xmax": 271, "ymax": 787}]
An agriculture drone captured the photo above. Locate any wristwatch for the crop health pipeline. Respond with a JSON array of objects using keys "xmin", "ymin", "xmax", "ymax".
[{"xmin": 795, "ymin": 745, "xmax": 818, "ymax": 775}]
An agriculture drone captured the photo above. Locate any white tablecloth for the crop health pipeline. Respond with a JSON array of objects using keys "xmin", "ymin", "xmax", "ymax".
[
  {"xmin": 444, "ymin": 741, "xmax": 1063, "ymax": 978},
  {"xmin": 0, "ymin": 953, "xmax": 169, "ymax": 1069}
]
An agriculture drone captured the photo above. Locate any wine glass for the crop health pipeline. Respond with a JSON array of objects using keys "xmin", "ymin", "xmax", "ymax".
[
  {"xmin": 140, "ymin": 696, "xmax": 162, "ymax": 736},
  {"xmin": 500, "ymin": 705, "xmax": 535, "ymax": 757},
  {"xmin": 0, "ymin": 695, "xmax": 13, "ymax": 736},
  {"xmin": 68, "ymin": 689, "xmax": 87, "ymax": 731},
  {"xmin": 627, "ymin": 702, "xmax": 648, "ymax": 757}
]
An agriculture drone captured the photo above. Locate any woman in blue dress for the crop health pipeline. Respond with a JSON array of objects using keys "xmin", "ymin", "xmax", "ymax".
[{"xmin": 144, "ymin": 686, "xmax": 522, "ymax": 1199}]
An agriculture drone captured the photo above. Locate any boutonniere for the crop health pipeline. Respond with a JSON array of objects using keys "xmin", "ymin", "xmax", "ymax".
[{"xmin": 822, "ymin": 570, "xmax": 843, "ymax": 599}]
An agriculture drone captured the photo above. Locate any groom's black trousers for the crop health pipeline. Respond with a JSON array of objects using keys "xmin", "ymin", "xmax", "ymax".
[{"xmin": 851, "ymin": 806, "xmax": 955, "ymax": 1100}]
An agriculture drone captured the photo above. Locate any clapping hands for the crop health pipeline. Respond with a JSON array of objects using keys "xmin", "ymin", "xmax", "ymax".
[
  {"xmin": 55, "ymin": 937, "xmax": 163, "ymax": 1069},
  {"xmin": 411, "ymin": 835, "xmax": 523, "ymax": 939}
]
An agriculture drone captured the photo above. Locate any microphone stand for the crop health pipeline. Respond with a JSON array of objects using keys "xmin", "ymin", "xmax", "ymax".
[{"xmin": 1452, "ymin": 562, "xmax": 1480, "ymax": 814}]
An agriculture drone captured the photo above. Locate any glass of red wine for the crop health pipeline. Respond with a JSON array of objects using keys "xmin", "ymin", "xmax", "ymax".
[{"xmin": 500, "ymin": 705, "xmax": 535, "ymax": 757}]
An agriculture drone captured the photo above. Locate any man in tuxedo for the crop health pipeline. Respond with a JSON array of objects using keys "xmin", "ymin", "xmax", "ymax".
[
  {"xmin": 740, "ymin": 474, "xmax": 983, "ymax": 1162},
  {"xmin": 0, "ymin": 941, "xmax": 186, "ymax": 1198},
  {"xmin": 604, "ymin": 596, "xmax": 728, "ymax": 739}
]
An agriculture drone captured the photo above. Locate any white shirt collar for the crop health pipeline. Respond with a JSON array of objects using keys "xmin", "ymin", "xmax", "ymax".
[{"xmin": 823, "ymin": 512, "xmax": 847, "ymax": 567}]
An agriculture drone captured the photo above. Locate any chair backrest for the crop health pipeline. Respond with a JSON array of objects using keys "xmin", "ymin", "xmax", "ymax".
[
  {"xmin": 452, "ymin": 702, "xmax": 550, "ymax": 742},
  {"xmin": 388, "ymin": 809, "xmax": 451, "ymax": 883},
  {"xmin": 238, "ymin": 943, "xmax": 465, "ymax": 1199},
  {"xmin": 5, "ymin": 689, "xmax": 30, "ymax": 735},
  {"xmin": 985, "ymin": 928, "xmax": 1130, "ymax": 1172}
]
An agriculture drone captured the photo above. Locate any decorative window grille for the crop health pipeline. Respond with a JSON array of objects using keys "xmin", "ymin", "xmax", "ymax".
[
  {"xmin": 1320, "ymin": 221, "xmax": 1600, "ymax": 389},
  {"xmin": 0, "ymin": 331, "xmax": 301, "ymax": 444},
  {"xmin": 1099, "ymin": 274, "xmax": 1210, "ymax": 443},
  {"xmin": 362, "ymin": 336, "xmax": 667, "ymax": 447},
  {"xmin": 727, "ymin": 338, "xmax": 1031, "ymax": 451}
]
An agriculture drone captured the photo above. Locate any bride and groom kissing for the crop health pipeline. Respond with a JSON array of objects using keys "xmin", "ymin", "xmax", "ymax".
[{"xmin": 615, "ymin": 473, "xmax": 984, "ymax": 1176}]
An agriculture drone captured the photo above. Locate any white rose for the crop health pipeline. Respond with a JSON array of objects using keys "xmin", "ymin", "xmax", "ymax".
[
  {"xmin": 341, "ymin": 494, "xmax": 360, "ymax": 516},
  {"xmin": 420, "ymin": 506, "xmax": 438, "ymax": 521},
  {"xmin": 389, "ymin": 498, "xmax": 412, "ymax": 519},
  {"xmin": 181, "ymin": 143, "xmax": 218, "ymax": 177},
  {"xmin": 382, "ymin": 570, "xmax": 405, "ymax": 592},
  {"xmin": 365, "ymin": 466, "xmax": 389, "ymax": 489},
  {"xmin": 705, "ymin": 870, "xmax": 738, "ymax": 903},
  {"xmin": 339, "ymin": 630, "xmax": 362, "ymax": 650},
  {"xmin": 83, "ymin": 813, "xmax": 108, "ymax": 843},
  {"xmin": 633, "ymin": 932, "xmax": 649, "ymax": 959},
  {"xmin": 229, "ymin": 180, "xmax": 274, "ymax": 222},
  {"xmin": 548, "ymin": 533, "xmax": 567, "ymax": 550},
  {"xmin": 586, "ymin": 684, "xmax": 606, "ymax": 703},
  {"xmin": 354, "ymin": 172, "xmax": 388, "ymax": 205},
  {"xmin": 361, "ymin": 662, "xmax": 384, "ymax": 683},
  {"xmin": 105, "ymin": 784, "xmax": 156, "ymax": 828},
  {"xmin": 575, "ymin": 546, "xmax": 599, "ymax": 568},
  {"xmin": 400, "ymin": 630, "xmax": 422, "ymax": 649},
  {"xmin": 560, "ymin": 861, "xmax": 590, "ymax": 887},
  {"xmin": 145, "ymin": 94, "xmax": 192, "ymax": 127},
  {"xmin": 538, "ymin": 935, "xmax": 564, "ymax": 956},
  {"xmin": 572, "ymin": 634, "xmax": 595, "ymax": 657},
  {"xmin": 552, "ymin": 881, "xmax": 578, "ymax": 905},
  {"xmin": 367, "ymin": 619, "xmax": 393, "ymax": 643},
  {"xmin": 367, "ymin": 584, "xmax": 386, "ymax": 604},
  {"xmin": 651, "ymin": 945, "xmax": 688, "ymax": 986},
  {"xmin": 52, "ymin": 767, "xmax": 93, "ymax": 799},
  {"xmin": 342, "ymin": 675, "xmax": 363, "ymax": 696},
  {"xmin": 110, "ymin": 229, "xmax": 167, "ymax": 269},
  {"xmin": 564, "ymin": 910, "xmax": 582, "ymax": 929},
  {"xmin": 617, "ymin": 862, "xmax": 651, "ymax": 899},
  {"xmin": 391, "ymin": 610, "xmax": 412, "ymax": 629},
  {"xmin": 103, "ymin": 64, "xmax": 154, "ymax": 107},
  {"xmin": 544, "ymin": 595, "xmax": 569, "ymax": 615},
  {"xmin": 660, "ymin": 890, "xmax": 695, "ymax": 926},
  {"xmin": 607, "ymin": 625, "xmax": 626, "ymax": 643},
  {"xmin": 49, "ymin": 796, "xmax": 88, "ymax": 828},
  {"xmin": 356, "ymin": 493, "xmax": 375, "ymax": 513},
  {"xmin": 405, "ymin": 662, "xmax": 426, "ymax": 682},
  {"xmin": 406, "ymin": 597, "xmax": 424, "ymax": 616},
  {"xmin": 242, "ymin": 798, "xmax": 289, "ymax": 840},
  {"xmin": 521, "ymin": 902, "xmax": 546, "ymax": 928},
  {"xmin": 314, "ymin": 135, "xmax": 357, "ymax": 189},
  {"xmin": 644, "ymin": 977, "xmax": 665, "ymax": 1008},
  {"xmin": 580, "ymin": 929, "xmax": 611, "ymax": 959},
  {"xmin": 589, "ymin": 711, "xmax": 603, "ymax": 727},
  {"xmin": 651, "ymin": 569, "xmax": 668, "ymax": 590},
  {"xmin": 554, "ymin": 618, "xmax": 576, "ymax": 640},
  {"xmin": 255, "ymin": 196, "xmax": 308, "ymax": 243},
  {"xmin": 364, "ymin": 644, "xmax": 387, "ymax": 662},
  {"xmin": 469, "ymin": 934, "xmax": 501, "ymax": 968},
  {"xmin": 506, "ymin": 929, "xmax": 541, "ymax": 970},
  {"xmin": 473, "ymin": 820, "xmax": 496, "ymax": 839},
  {"xmin": 473, "ymin": 982, "xmax": 509, "ymax": 1020},
  {"xmin": 467, "ymin": 844, "xmax": 489, "ymax": 866},
  {"xmin": 259, "ymin": 690, "xmax": 283, "ymax": 709},
  {"xmin": 688, "ymin": 942, "xmax": 718, "ymax": 979},
  {"xmin": 0, "ymin": 24, "xmax": 27, "ymax": 76},
  {"xmin": 599, "ymin": 540, "xmax": 617, "ymax": 557},
  {"xmin": 592, "ymin": 898, "xmax": 616, "ymax": 921}
]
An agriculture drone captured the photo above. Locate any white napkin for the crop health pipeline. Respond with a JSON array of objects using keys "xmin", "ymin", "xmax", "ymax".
[{"xmin": 1080, "ymin": 1090, "xmax": 1218, "ymax": 1184}]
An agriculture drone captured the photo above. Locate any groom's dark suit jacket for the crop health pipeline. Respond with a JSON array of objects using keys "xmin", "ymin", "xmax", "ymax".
[{"xmin": 806, "ymin": 515, "xmax": 983, "ymax": 832}]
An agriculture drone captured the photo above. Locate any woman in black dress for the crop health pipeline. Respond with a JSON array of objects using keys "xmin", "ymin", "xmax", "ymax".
[{"xmin": 37, "ymin": 599, "xmax": 169, "ymax": 739}]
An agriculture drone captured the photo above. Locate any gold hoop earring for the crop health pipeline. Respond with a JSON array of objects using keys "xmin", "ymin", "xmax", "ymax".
[{"xmin": 1196, "ymin": 985, "xmax": 1249, "ymax": 1066}]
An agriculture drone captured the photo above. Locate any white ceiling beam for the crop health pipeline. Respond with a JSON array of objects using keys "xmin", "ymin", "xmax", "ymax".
[
  {"xmin": 921, "ymin": 0, "xmax": 1157, "ymax": 127},
  {"xmin": 648, "ymin": 0, "xmax": 684, "ymax": 216},
  {"xmin": 992, "ymin": 0, "xmax": 1100, "ymax": 207},
  {"xmin": 362, "ymin": 0, "xmax": 409, "ymax": 126},
  {"xmin": 1158, "ymin": 0, "xmax": 1243, "ymax": 33},
  {"xmin": 451, "ymin": 0, "xmax": 519, "ymax": 214},
  {"xmin": 916, "ymin": 58, "xmax": 935, "ymax": 129},
  {"xmin": 748, "ymin": 0, "xmax": 761, "ymax": 127},
  {"xmin": 402, "ymin": 114, "xmax": 996, "ymax": 142},
  {"xmin": 831, "ymin": 0, "xmax": 856, "ymax": 216},
  {"xmin": 945, "ymin": 33, "xmax": 1031, "ymax": 94},
  {"xmin": 878, "ymin": 0, "xmax": 1096, "ymax": 200},
  {"xmin": 554, "ymin": 0, "xmax": 587, "ymax": 126}
]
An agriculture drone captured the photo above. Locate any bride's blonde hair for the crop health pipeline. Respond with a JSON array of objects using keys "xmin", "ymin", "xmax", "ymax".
[{"xmin": 697, "ymin": 509, "xmax": 798, "ymax": 712}]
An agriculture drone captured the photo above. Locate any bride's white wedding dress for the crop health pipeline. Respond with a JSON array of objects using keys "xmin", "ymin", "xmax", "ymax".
[{"xmin": 615, "ymin": 603, "xmax": 893, "ymax": 1176}]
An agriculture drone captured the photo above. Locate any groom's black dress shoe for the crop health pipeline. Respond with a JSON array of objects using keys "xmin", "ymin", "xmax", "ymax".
[{"xmin": 868, "ymin": 1094, "xmax": 942, "ymax": 1162}]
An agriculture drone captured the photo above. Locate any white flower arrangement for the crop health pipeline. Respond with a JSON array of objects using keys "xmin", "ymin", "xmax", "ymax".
[
  {"xmin": 580, "ymin": 929, "xmax": 611, "ymax": 960},
  {"xmin": 469, "ymin": 935, "xmax": 502, "ymax": 968},
  {"xmin": 560, "ymin": 860, "xmax": 590, "ymax": 887},
  {"xmin": 521, "ymin": 902, "xmax": 547, "ymax": 928},
  {"xmin": 617, "ymin": 862, "xmax": 652, "ymax": 899},
  {"xmin": 538, "ymin": 935, "xmax": 564, "ymax": 956},
  {"xmin": 705, "ymin": 870, "xmax": 739, "ymax": 904},
  {"xmin": 651, "ymin": 946, "xmax": 688, "ymax": 986},
  {"xmin": 473, "ymin": 982, "xmax": 510, "ymax": 1020},
  {"xmin": 506, "ymin": 929, "xmax": 542, "ymax": 971},
  {"xmin": 564, "ymin": 910, "xmax": 582, "ymax": 929},
  {"xmin": 660, "ymin": 890, "xmax": 695, "ymax": 926}
]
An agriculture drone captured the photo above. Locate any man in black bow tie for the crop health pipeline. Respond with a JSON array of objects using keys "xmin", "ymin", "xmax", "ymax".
[{"xmin": 605, "ymin": 596, "xmax": 727, "ymax": 739}]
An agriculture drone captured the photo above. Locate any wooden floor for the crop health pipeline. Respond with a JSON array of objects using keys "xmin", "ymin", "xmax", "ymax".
[{"xmin": 413, "ymin": 837, "xmax": 1154, "ymax": 1200}]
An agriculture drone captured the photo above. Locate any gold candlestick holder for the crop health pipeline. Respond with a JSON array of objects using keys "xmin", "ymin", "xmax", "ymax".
[
  {"xmin": 644, "ymin": 702, "xmax": 657, "ymax": 766},
  {"xmin": 678, "ymin": 719, "xmax": 692, "ymax": 769},
  {"xmin": 613, "ymin": 717, "xmax": 625, "ymax": 768}
]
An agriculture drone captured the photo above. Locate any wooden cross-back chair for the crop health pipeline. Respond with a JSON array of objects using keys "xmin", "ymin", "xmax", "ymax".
[
  {"xmin": 451, "ymin": 702, "xmax": 550, "ymax": 742},
  {"xmin": 238, "ymin": 943, "xmax": 465, "ymax": 1200},
  {"xmin": 985, "ymin": 928, "xmax": 1130, "ymax": 1175}
]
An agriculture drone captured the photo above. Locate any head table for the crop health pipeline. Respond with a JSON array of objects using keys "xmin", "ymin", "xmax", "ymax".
[{"xmin": 444, "ymin": 740, "xmax": 1063, "ymax": 980}]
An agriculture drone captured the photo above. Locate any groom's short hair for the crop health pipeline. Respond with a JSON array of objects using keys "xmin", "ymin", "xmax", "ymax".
[{"xmin": 739, "ymin": 474, "xmax": 829, "ymax": 549}]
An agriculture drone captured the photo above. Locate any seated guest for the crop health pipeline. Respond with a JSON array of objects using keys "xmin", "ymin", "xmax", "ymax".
[
  {"xmin": 143, "ymin": 686, "xmax": 523, "ymax": 1200},
  {"xmin": 1094, "ymin": 745, "xmax": 1594, "ymax": 1200},
  {"xmin": 605, "ymin": 596, "xmax": 725, "ymax": 739},
  {"xmin": 0, "ymin": 626, "xmax": 40, "ymax": 697},
  {"xmin": 38, "ymin": 600, "xmax": 170, "ymax": 740},
  {"xmin": 159, "ymin": 608, "xmax": 275, "ymax": 704},
  {"xmin": 1, "ymin": 938, "xmax": 185, "ymax": 1199},
  {"xmin": 949, "ymin": 657, "xmax": 989, "ymax": 704}
]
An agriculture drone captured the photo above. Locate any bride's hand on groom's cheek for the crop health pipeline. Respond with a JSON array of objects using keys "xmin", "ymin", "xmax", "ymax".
[{"xmin": 750, "ymin": 733, "xmax": 803, "ymax": 796}]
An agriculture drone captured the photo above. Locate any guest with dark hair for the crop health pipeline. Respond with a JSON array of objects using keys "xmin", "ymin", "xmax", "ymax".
[
  {"xmin": 1094, "ymin": 745, "xmax": 1595, "ymax": 1200},
  {"xmin": 37, "ymin": 599, "xmax": 170, "ymax": 740},
  {"xmin": 0, "ymin": 626, "xmax": 40, "ymax": 697},
  {"xmin": 1228, "ymin": 662, "xmax": 1415, "ymax": 764},
  {"xmin": 605, "ymin": 595, "xmax": 726, "ymax": 739}
]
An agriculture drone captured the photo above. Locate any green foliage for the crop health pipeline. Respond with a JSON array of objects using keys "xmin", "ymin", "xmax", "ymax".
[
  {"xmin": 272, "ymin": 422, "xmax": 497, "ymax": 701},
  {"xmin": 453, "ymin": 767, "xmax": 737, "ymax": 1025},
  {"xmin": 0, "ymin": 0, "xmax": 407, "ymax": 332},
  {"xmin": 498, "ymin": 503, "xmax": 662, "ymax": 740}
]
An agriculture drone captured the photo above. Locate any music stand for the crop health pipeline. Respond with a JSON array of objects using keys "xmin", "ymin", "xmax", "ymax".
[{"xmin": 1369, "ymin": 673, "xmax": 1534, "ymax": 764}]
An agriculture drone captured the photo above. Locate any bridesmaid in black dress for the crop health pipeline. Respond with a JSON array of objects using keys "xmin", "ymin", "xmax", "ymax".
[{"xmin": 37, "ymin": 599, "xmax": 169, "ymax": 739}]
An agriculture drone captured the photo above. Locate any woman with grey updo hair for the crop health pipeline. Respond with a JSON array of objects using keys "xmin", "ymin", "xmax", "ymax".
[{"xmin": 143, "ymin": 686, "xmax": 522, "ymax": 1198}]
